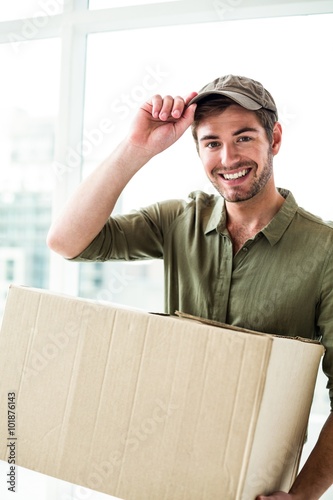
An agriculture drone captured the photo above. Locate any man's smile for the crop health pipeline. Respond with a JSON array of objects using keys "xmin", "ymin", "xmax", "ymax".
[{"xmin": 221, "ymin": 168, "xmax": 250, "ymax": 180}]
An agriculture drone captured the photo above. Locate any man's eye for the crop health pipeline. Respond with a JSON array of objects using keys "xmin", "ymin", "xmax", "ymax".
[
  {"xmin": 207, "ymin": 141, "xmax": 220, "ymax": 148},
  {"xmin": 238, "ymin": 136, "xmax": 252, "ymax": 143}
]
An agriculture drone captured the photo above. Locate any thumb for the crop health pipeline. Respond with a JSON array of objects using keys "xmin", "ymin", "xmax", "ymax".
[
  {"xmin": 180, "ymin": 91, "xmax": 198, "ymax": 127},
  {"xmin": 179, "ymin": 92, "xmax": 198, "ymax": 130},
  {"xmin": 184, "ymin": 91, "xmax": 198, "ymax": 105},
  {"xmin": 182, "ymin": 100, "xmax": 197, "ymax": 124}
]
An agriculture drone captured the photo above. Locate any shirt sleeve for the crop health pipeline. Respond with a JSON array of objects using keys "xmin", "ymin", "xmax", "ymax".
[{"xmin": 69, "ymin": 198, "xmax": 188, "ymax": 262}]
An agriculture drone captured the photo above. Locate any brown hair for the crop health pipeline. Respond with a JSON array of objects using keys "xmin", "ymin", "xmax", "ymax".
[{"xmin": 191, "ymin": 95, "xmax": 276, "ymax": 152}]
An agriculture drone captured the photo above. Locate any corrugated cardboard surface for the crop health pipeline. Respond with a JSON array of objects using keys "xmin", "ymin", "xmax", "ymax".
[{"xmin": 0, "ymin": 285, "xmax": 324, "ymax": 499}]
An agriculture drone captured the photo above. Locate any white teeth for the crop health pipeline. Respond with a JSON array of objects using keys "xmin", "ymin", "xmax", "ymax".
[{"xmin": 222, "ymin": 169, "xmax": 249, "ymax": 180}]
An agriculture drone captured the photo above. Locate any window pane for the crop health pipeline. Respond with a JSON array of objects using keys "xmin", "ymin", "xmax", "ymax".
[
  {"xmin": 0, "ymin": 0, "xmax": 63, "ymax": 21},
  {"xmin": 0, "ymin": 38, "xmax": 61, "ymax": 315},
  {"xmin": 89, "ymin": 0, "xmax": 180, "ymax": 9}
]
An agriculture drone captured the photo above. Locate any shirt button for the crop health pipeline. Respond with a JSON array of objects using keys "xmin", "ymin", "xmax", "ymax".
[{"xmin": 242, "ymin": 247, "xmax": 248, "ymax": 252}]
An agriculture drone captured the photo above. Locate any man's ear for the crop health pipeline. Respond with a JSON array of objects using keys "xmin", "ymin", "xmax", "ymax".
[{"xmin": 271, "ymin": 122, "xmax": 282, "ymax": 155}]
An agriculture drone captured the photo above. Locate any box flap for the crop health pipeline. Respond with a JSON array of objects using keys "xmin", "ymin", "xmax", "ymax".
[{"xmin": 175, "ymin": 310, "xmax": 323, "ymax": 345}]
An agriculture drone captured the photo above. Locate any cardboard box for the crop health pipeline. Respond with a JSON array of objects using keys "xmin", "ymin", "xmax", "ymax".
[{"xmin": 0, "ymin": 285, "xmax": 324, "ymax": 499}]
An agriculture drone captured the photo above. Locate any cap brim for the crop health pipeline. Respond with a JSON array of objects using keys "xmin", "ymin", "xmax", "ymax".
[{"xmin": 188, "ymin": 90, "xmax": 262, "ymax": 111}]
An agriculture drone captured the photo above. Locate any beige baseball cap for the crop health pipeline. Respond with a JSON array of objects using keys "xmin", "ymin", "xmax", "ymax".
[{"xmin": 188, "ymin": 74, "xmax": 278, "ymax": 120}]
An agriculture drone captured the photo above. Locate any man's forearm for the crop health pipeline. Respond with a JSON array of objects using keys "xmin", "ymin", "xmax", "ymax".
[
  {"xmin": 289, "ymin": 412, "xmax": 333, "ymax": 498},
  {"xmin": 47, "ymin": 139, "xmax": 152, "ymax": 259},
  {"xmin": 257, "ymin": 412, "xmax": 333, "ymax": 499}
]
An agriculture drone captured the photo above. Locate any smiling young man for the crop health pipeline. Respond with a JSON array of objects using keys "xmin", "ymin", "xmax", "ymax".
[
  {"xmin": 192, "ymin": 95, "xmax": 285, "ymax": 254},
  {"xmin": 47, "ymin": 75, "xmax": 333, "ymax": 499}
]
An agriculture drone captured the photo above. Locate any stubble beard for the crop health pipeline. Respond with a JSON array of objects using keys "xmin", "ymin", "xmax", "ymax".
[{"xmin": 211, "ymin": 149, "xmax": 274, "ymax": 203}]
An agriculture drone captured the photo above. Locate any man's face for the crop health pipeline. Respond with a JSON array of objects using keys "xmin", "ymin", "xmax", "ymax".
[{"xmin": 196, "ymin": 104, "xmax": 281, "ymax": 203}]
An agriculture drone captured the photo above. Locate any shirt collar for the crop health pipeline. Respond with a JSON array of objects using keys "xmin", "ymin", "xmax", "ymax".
[
  {"xmin": 204, "ymin": 196, "xmax": 226, "ymax": 234},
  {"xmin": 204, "ymin": 188, "xmax": 298, "ymax": 244},
  {"xmin": 261, "ymin": 188, "xmax": 298, "ymax": 245}
]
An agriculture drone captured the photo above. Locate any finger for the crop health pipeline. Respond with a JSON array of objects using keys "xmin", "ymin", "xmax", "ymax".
[
  {"xmin": 158, "ymin": 95, "xmax": 177, "ymax": 121},
  {"xmin": 150, "ymin": 92, "xmax": 198, "ymax": 120},
  {"xmin": 150, "ymin": 94, "xmax": 163, "ymax": 118},
  {"xmin": 181, "ymin": 99, "xmax": 197, "ymax": 125},
  {"xmin": 170, "ymin": 96, "xmax": 186, "ymax": 119},
  {"xmin": 169, "ymin": 94, "xmax": 197, "ymax": 120},
  {"xmin": 181, "ymin": 91, "xmax": 198, "ymax": 124},
  {"xmin": 184, "ymin": 91, "xmax": 198, "ymax": 106}
]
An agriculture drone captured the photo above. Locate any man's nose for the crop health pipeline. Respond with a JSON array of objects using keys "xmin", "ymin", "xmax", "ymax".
[{"xmin": 220, "ymin": 143, "xmax": 240, "ymax": 168}]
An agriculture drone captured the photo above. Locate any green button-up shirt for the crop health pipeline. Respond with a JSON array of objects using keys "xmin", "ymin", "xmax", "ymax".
[{"xmin": 72, "ymin": 189, "xmax": 333, "ymax": 404}]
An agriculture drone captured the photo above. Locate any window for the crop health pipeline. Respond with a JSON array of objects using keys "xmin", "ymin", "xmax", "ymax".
[{"xmin": 0, "ymin": 38, "xmax": 60, "ymax": 316}]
